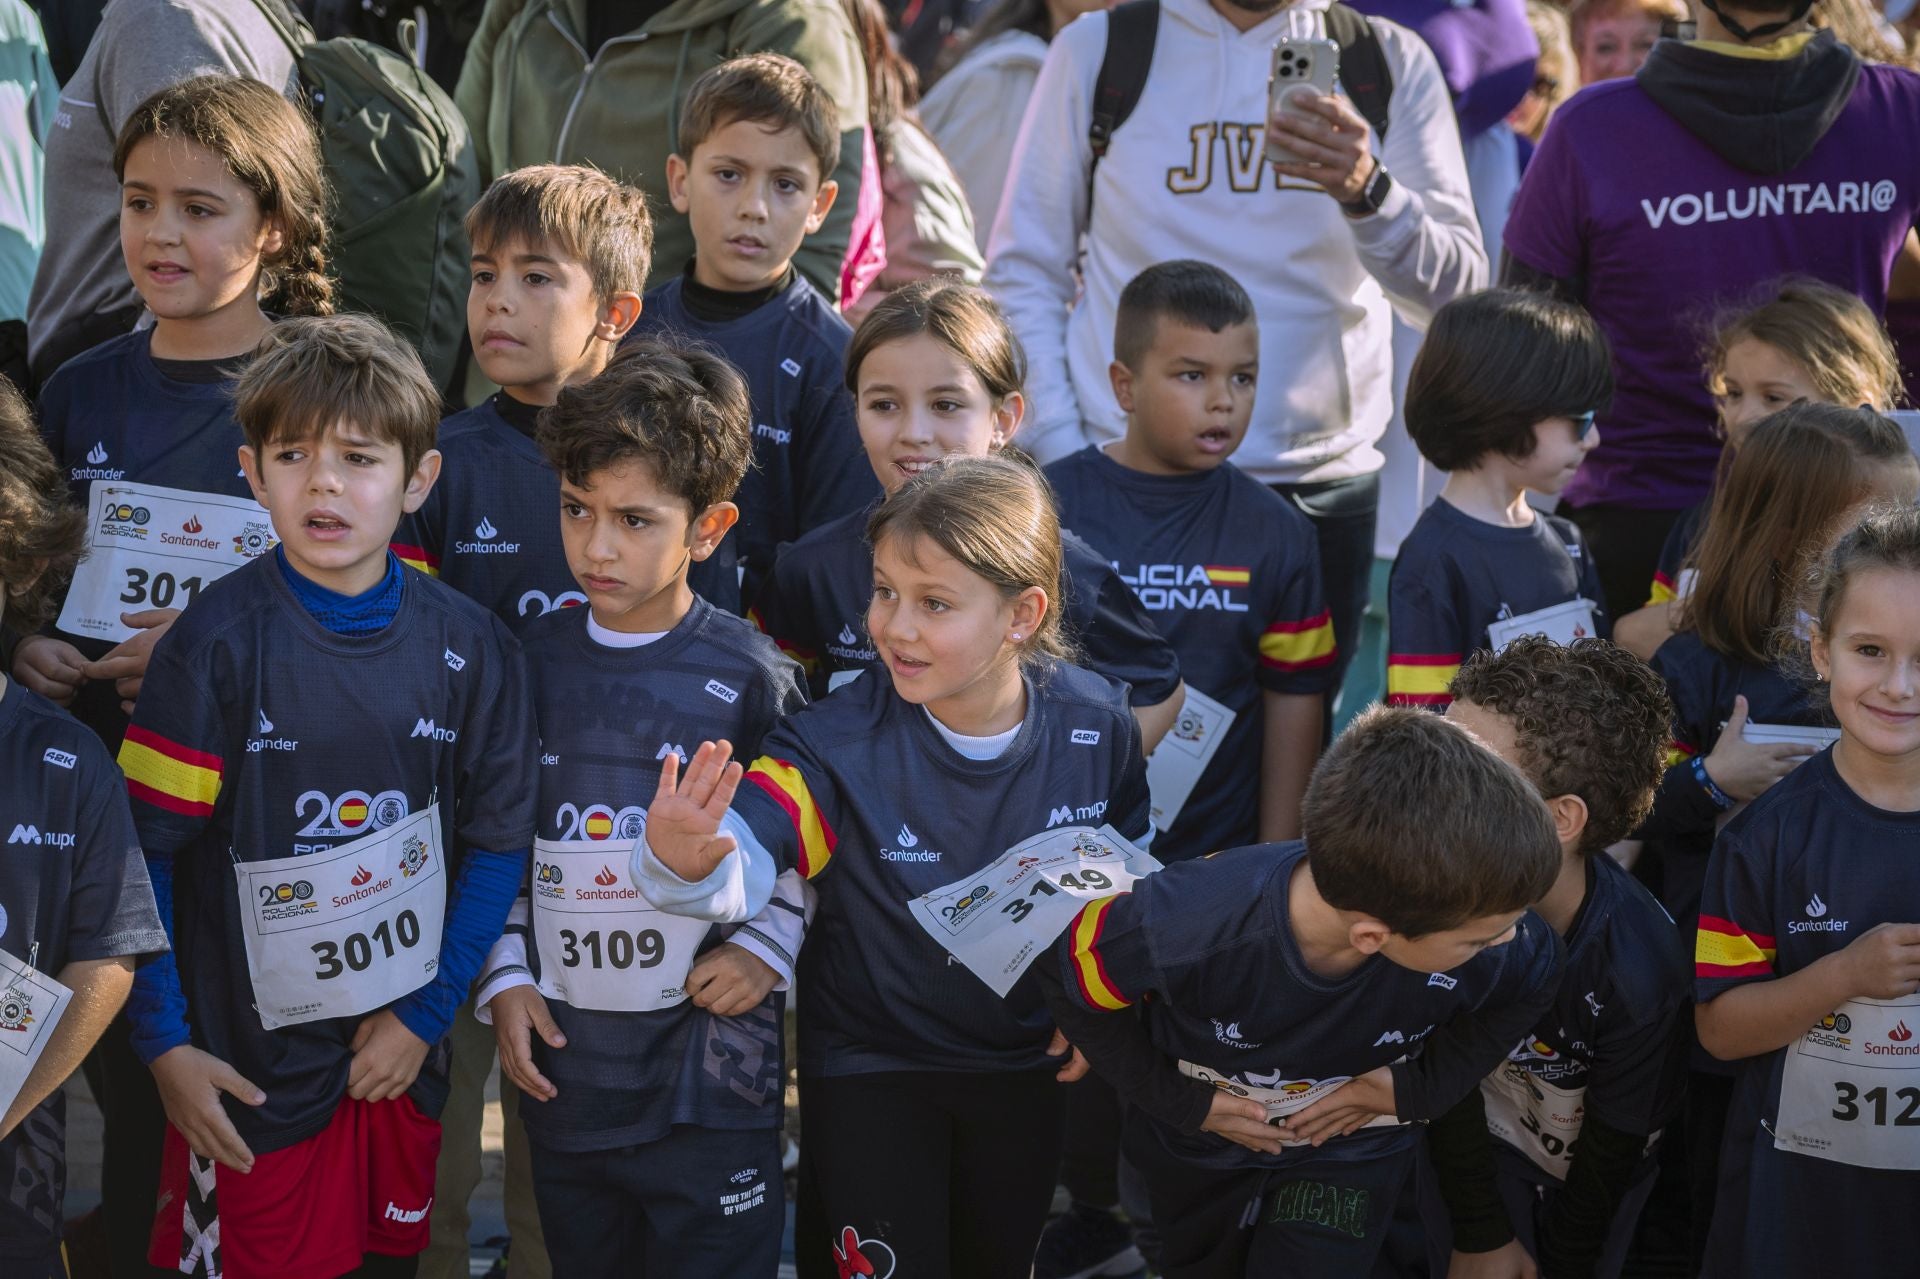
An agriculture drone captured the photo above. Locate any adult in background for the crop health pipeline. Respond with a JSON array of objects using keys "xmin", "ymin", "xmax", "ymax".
[
  {"xmin": 1501, "ymin": 0, "xmax": 1920, "ymax": 616},
  {"xmin": 456, "ymin": 0, "xmax": 868, "ymax": 303},
  {"xmin": 917, "ymin": 0, "xmax": 1114, "ymax": 248},
  {"xmin": 0, "ymin": 0, "xmax": 54, "ymax": 391},
  {"xmin": 25, "ymin": 0, "xmax": 298, "ymax": 388},
  {"xmin": 1570, "ymin": 0, "xmax": 1686, "ymax": 83},
  {"xmin": 985, "ymin": 0, "xmax": 1486, "ymax": 714}
]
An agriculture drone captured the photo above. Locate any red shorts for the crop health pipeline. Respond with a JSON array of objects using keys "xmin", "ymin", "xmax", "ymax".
[{"xmin": 149, "ymin": 1094, "xmax": 441, "ymax": 1279}]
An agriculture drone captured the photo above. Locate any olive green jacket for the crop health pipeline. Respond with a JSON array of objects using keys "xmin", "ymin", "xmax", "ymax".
[{"xmin": 455, "ymin": 0, "xmax": 867, "ymax": 300}]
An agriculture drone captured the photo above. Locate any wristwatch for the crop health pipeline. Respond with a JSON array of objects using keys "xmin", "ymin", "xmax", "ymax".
[{"xmin": 1341, "ymin": 163, "xmax": 1393, "ymax": 218}]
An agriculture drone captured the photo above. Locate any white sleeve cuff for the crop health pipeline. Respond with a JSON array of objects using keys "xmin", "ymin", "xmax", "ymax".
[
  {"xmin": 472, "ymin": 924, "xmax": 532, "ymax": 1025},
  {"xmin": 630, "ymin": 810, "xmax": 776, "ymax": 923}
]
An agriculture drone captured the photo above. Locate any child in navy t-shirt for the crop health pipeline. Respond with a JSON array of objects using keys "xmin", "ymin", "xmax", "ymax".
[
  {"xmin": 471, "ymin": 341, "xmax": 808, "ymax": 1276},
  {"xmin": 1388, "ymin": 290, "xmax": 1612, "ymax": 711}
]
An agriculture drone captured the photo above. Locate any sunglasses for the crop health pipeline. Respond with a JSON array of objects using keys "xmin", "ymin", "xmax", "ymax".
[{"xmin": 1570, "ymin": 410, "xmax": 1597, "ymax": 441}]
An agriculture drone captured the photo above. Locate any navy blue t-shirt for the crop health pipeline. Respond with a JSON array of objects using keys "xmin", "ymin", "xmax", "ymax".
[
  {"xmin": 725, "ymin": 661, "xmax": 1152, "ymax": 1077},
  {"xmin": 1046, "ymin": 446, "xmax": 1334, "ymax": 859},
  {"xmin": 37, "ymin": 330, "xmax": 258, "ymax": 748},
  {"xmin": 1056, "ymin": 842, "xmax": 1562, "ymax": 1171},
  {"xmin": 1647, "ymin": 501, "xmax": 1706, "ymax": 606},
  {"xmin": 1388, "ymin": 500, "xmax": 1609, "ymax": 710},
  {"xmin": 752, "ymin": 507, "xmax": 1183, "ymax": 707},
  {"xmin": 0, "ymin": 679, "xmax": 167, "ymax": 1259},
  {"xmin": 630, "ymin": 273, "xmax": 877, "ymax": 605},
  {"xmin": 507, "ymin": 600, "xmax": 806, "ymax": 1150},
  {"xmin": 396, "ymin": 396, "xmax": 740, "ymax": 626},
  {"xmin": 118, "ymin": 556, "xmax": 537, "ymax": 1152},
  {"xmin": 1695, "ymin": 750, "xmax": 1920, "ymax": 1275},
  {"xmin": 1486, "ymin": 853, "xmax": 1689, "ymax": 1177}
]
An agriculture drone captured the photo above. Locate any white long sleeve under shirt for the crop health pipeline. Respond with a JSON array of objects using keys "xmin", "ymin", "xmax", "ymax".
[{"xmin": 983, "ymin": 0, "xmax": 1488, "ymax": 483}]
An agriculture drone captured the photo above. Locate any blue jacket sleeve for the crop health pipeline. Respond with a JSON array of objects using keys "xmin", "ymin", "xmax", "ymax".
[
  {"xmin": 391, "ymin": 845, "xmax": 527, "ymax": 1044},
  {"xmin": 125, "ymin": 852, "xmax": 191, "ymax": 1064}
]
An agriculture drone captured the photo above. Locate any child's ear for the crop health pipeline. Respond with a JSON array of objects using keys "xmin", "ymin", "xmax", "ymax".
[
  {"xmin": 1347, "ymin": 916, "xmax": 1393, "ymax": 955},
  {"xmin": 1810, "ymin": 623, "xmax": 1831, "ymax": 682},
  {"xmin": 401, "ymin": 449, "xmax": 443, "ymax": 515},
  {"xmin": 666, "ymin": 154, "xmax": 692, "ymax": 214},
  {"xmin": 1546, "ymin": 793, "xmax": 1589, "ymax": 854},
  {"xmin": 804, "ymin": 178, "xmax": 839, "ymax": 235},
  {"xmin": 1109, "ymin": 360, "xmax": 1136, "ymax": 414},
  {"xmin": 686, "ymin": 501, "xmax": 739, "ymax": 562},
  {"xmin": 1008, "ymin": 585, "xmax": 1047, "ymax": 647},
  {"xmin": 237, "ymin": 444, "xmax": 269, "ymax": 507},
  {"xmin": 259, "ymin": 214, "xmax": 287, "ymax": 261},
  {"xmin": 599, "ymin": 292, "xmax": 643, "ymax": 342},
  {"xmin": 993, "ymin": 391, "xmax": 1026, "ymax": 447}
]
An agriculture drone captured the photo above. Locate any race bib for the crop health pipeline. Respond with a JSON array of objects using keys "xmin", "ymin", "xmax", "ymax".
[
  {"xmin": 907, "ymin": 825, "xmax": 1161, "ymax": 997},
  {"xmin": 1179, "ymin": 1060, "xmax": 1403, "ymax": 1144},
  {"xmin": 0, "ymin": 946, "xmax": 70, "ymax": 1119},
  {"xmin": 235, "ymin": 804, "xmax": 446, "ymax": 1030},
  {"xmin": 1145, "ymin": 686, "xmax": 1234, "ymax": 829},
  {"xmin": 1485, "ymin": 598, "xmax": 1599, "ymax": 653},
  {"xmin": 529, "ymin": 837, "xmax": 712, "ymax": 1012},
  {"xmin": 59, "ymin": 481, "xmax": 276, "ymax": 643},
  {"xmin": 1481, "ymin": 1062, "xmax": 1588, "ymax": 1179},
  {"xmin": 1774, "ymin": 996, "xmax": 1920, "ymax": 1170}
]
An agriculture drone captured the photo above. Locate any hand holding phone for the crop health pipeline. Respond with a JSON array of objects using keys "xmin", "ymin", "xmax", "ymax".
[{"xmin": 1264, "ymin": 34, "xmax": 1342, "ymax": 167}]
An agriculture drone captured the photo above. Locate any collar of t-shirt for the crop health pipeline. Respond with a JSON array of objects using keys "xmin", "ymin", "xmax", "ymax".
[
  {"xmin": 148, "ymin": 350, "xmax": 248, "ymax": 386},
  {"xmin": 275, "ymin": 545, "xmax": 405, "ymax": 635},
  {"xmin": 492, "ymin": 391, "xmax": 544, "ymax": 442},
  {"xmin": 923, "ymin": 706, "xmax": 1021, "ymax": 760},
  {"xmin": 586, "ymin": 612, "xmax": 667, "ymax": 648},
  {"xmin": 679, "ymin": 259, "xmax": 796, "ymax": 324}
]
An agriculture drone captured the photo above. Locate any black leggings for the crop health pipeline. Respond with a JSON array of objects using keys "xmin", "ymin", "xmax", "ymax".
[{"xmin": 799, "ymin": 1069, "xmax": 1066, "ymax": 1279}]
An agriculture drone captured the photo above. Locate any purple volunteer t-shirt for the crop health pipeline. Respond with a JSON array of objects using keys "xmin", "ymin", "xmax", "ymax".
[{"xmin": 1504, "ymin": 67, "xmax": 1920, "ymax": 510}]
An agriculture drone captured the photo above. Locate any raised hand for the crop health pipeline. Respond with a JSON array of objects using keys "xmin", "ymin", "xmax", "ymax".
[{"xmin": 645, "ymin": 741, "xmax": 745, "ymax": 882}]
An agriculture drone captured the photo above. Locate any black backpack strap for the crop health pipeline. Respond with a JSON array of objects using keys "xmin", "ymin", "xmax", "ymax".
[
  {"xmin": 1325, "ymin": 2, "xmax": 1391, "ymax": 142},
  {"xmin": 1088, "ymin": 0, "xmax": 1159, "ymax": 191}
]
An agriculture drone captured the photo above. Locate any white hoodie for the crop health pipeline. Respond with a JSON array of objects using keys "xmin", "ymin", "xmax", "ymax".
[
  {"xmin": 919, "ymin": 30, "xmax": 1051, "ymax": 250},
  {"xmin": 983, "ymin": 0, "xmax": 1487, "ymax": 483}
]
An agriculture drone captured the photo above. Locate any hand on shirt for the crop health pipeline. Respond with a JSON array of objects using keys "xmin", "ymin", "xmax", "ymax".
[
  {"xmin": 149, "ymin": 1044, "xmax": 266, "ymax": 1173},
  {"xmin": 347, "ymin": 1009, "xmax": 430, "ymax": 1103},
  {"xmin": 1447, "ymin": 1241, "xmax": 1539, "ymax": 1279},
  {"xmin": 488, "ymin": 984, "xmax": 564, "ymax": 1101},
  {"xmin": 687, "ymin": 943, "xmax": 779, "ymax": 1017},
  {"xmin": 1265, "ymin": 92, "xmax": 1377, "ymax": 205},
  {"xmin": 84, "ymin": 608, "xmax": 180, "ymax": 713},
  {"xmin": 1046, "ymin": 1028, "xmax": 1091, "ymax": 1083},
  {"xmin": 11, "ymin": 635, "xmax": 88, "ymax": 706},
  {"xmin": 1201, "ymin": 1089, "xmax": 1286, "ymax": 1155},
  {"xmin": 1834, "ymin": 922, "xmax": 1920, "ymax": 1001},
  {"xmin": 1703, "ymin": 695, "xmax": 1817, "ymax": 801},
  {"xmin": 645, "ymin": 741, "xmax": 745, "ymax": 882},
  {"xmin": 1280, "ymin": 1066, "xmax": 1397, "ymax": 1146}
]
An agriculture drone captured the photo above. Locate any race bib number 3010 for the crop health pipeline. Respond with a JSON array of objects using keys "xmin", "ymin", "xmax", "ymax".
[{"xmin": 59, "ymin": 481, "xmax": 275, "ymax": 643}]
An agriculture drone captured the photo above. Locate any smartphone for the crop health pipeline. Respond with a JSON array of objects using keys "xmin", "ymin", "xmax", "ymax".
[{"xmin": 1265, "ymin": 34, "xmax": 1341, "ymax": 167}]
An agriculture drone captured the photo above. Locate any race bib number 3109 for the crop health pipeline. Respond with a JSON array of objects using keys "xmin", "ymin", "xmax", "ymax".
[{"xmin": 59, "ymin": 481, "xmax": 275, "ymax": 643}]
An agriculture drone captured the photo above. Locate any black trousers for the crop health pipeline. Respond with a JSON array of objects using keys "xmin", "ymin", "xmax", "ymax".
[{"xmin": 798, "ymin": 1069, "xmax": 1066, "ymax": 1279}]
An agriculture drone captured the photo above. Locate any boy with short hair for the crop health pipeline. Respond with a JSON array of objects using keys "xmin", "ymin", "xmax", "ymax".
[
  {"xmin": 1388, "ymin": 289, "xmax": 1615, "ymax": 712},
  {"xmin": 0, "ymin": 377, "xmax": 169, "ymax": 1277},
  {"xmin": 1048, "ymin": 259, "xmax": 1334, "ymax": 852},
  {"xmin": 1043, "ymin": 707, "xmax": 1565, "ymax": 1277},
  {"xmin": 1427, "ymin": 637, "xmax": 1689, "ymax": 1279},
  {"xmin": 629, "ymin": 53, "xmax": 876, "ymax": 607},
  {"xmin": 473, "ymin": 340, "xmax": 808, "ymax": 1276},
  {"xmin": 120, "ymin": 315, "xmax": 536, "ymax": 1279},
  {"xmin": 397, "ymin": 163, "xmax": 739, "ymax": 623}
]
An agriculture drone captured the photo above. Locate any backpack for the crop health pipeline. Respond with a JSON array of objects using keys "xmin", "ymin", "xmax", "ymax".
[
  {"xmin": 1089, "ymin": 0, "xmax": 1393, "ymax": 195},
  {"xmin": 250, "ymin": 0, "xmax": 480, "ymax": 392}
]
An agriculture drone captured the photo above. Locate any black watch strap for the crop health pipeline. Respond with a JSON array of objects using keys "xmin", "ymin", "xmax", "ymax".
[{"xmin": 1342, "ymin": 163, "xmax": 1392, "ymax": 217}]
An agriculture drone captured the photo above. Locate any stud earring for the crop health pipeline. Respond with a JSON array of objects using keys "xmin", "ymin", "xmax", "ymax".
[
  {"xmin": 1010, "ymin": 632, "xmax": 1023, "ymax": 642},
  {"xmin": 991, "ymin": 431, "xmax": 1006, "ymax": 448}
]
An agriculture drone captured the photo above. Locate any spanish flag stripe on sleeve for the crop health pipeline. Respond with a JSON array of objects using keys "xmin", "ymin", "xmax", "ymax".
[
  {"xmin": 1069, "ymin": 896, "xmax": 1133, "ymax": 1010},
  {"xmin": 1386, "ymin": 653, "xmax": 1461, "ymax": 705},
  {"xmin": 1695, "ymin": 913, "xmax": 1777, "ymax": 979},
  {"xmin": 1260, "ymin": 610, "xmax": 1337, "ymax": 671},
  {"xmin": 391, "ymin": 543, "xmax": 440, "ymax": 577},
  {"xmin": 744, "ymin": 757, "xmax": 837, "ymax": 879},
  {"xmin": 1665, "ymin": 738, "xmax": 1698, "ymax": 769},
  {"xmin": 1647, "ymin": 573, "xmax": 1676, "ymax": 606},
  {"xmin": 118, "ymin": 726, "xmax": 223, "ymax": 818}
]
